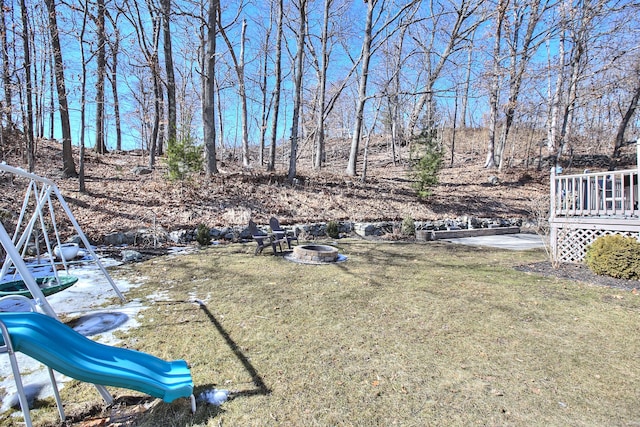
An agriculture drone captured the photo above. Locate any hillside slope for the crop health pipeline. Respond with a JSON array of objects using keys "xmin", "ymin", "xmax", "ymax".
[{"xmin": 1, "ymin": 138, "xmax": 549, "ymax": 243}]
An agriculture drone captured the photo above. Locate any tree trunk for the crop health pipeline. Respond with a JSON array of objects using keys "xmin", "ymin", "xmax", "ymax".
[
  {"xmin": 612, "ymin": 78, "xmax": 640, "ymax": 159},
  {"xmin": 258, "ymin": 18, "xmax": 271, "ymax": 166},
  {"xmin": 107, "ymin": 26, "xmax": 122, "ymax": 151},
  {"xmin": 239, "ymin": 20, "xmax": 249, "ymax": 167},
  {"xmin": 94, "ymin": 0, "xmax": 107, "ymax": 154},
  {"xmin": 314, "ymin": 0, "xmax": 331, "ymax": 169},
  {"xmin": 48, "ymin": 54, "xmax": 54, "ymax": 139},
  {"xmin": 149, "ymin": 65, "xmax": 161, "ymax": 167},
  {"xmin": 19, "ymin": 0, "xmax": 34, "ymax": 171},
  {"xmin": 288, "ymin": 0, "xmax": 307, "ymax": 182},
  {"xmin": 203, "ymin": 0, "xmax": 218, "ymax": 174},
  {"xmin": 268, "ymin": 0, "xmax": 283, "ymax": 172},
  {"xmin": 44, "ymin": 0, "xmax": 77, "ymax": 177},
  {"xmin": 460, "ymin": 34, "xmax": 475, "ymax": 128},
  {"xmin": 484, "ymin": 0, "xmax": 507, "ymax": 169},
  {"xmin": 161, "ymin": 0, "xmax": 176, "ymax": 145},
  {"xmin": 346, "ymin": 0, "xmax": 374, "ymax": 177},
  {"xmin": 547, "ymin": 26, "xmax": 564, "ymax": 159},
  {"xmin": 78, "ymin": 0, "xmax": 89, "ymax": 192},
  {"xmin": 0, "ymin": 0, "xmax": 12, "ymax": 127}
]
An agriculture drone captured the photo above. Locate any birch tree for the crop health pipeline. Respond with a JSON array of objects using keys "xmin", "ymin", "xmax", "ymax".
[{"xmin": 219, "ymin": 17, "xmax": 250, "ymax": 167}]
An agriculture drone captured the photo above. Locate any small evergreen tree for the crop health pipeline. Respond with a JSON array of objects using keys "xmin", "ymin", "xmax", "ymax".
[
  {"xmin": 195, "ymin": 224, "xmax": 211, "ymax": 246},
  {"xmin": 166, "ymin": 130, "xmax": 203, "ymax": 180},
  {"xmin": 326, "ymin": 220, "xmax": 340, "ymax": 238},
  {"xmin": 410, "ymin": 129, "xmax": 443, "ymax": 199}
]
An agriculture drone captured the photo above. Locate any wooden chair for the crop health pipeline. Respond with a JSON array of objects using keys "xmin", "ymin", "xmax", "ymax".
[
  {"xmin": 248, "ymin": 220, "xmax": 285, "ymax": 255},
  {"xmin": 269, "ymin": 217, "xmax": 299, "ymax": 250}
]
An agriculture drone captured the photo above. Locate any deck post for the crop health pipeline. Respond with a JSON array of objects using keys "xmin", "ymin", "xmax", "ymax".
[{"xmin": 549, "ymin": 167, "xmax": 558, "ymax": 263}]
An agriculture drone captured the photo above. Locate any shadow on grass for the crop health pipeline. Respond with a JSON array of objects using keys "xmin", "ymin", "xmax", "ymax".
[{"xmin": 196, "ymin": 301, "xmax": 272, "ymax": 400}]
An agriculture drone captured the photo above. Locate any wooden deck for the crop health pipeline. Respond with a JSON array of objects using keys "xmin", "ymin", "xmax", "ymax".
[{"xmin": 550, "ymin": 166, "xmax": 640, "ymax": 263}]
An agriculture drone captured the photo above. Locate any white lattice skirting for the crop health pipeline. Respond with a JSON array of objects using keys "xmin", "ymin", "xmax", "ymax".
[{"xmin": 552, "ymin": 226, "xmax": 640, "ymax": 263}]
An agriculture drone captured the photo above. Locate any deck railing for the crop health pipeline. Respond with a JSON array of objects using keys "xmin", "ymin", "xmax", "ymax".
[{"xmin": 551, "ymin": 168, "xmax": 640, "ymax": 218}]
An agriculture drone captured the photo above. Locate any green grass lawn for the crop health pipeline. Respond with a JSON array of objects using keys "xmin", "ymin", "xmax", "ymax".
[{"xmin": 23, "ymin": 241, "xmax": 640, "ymax": 426}]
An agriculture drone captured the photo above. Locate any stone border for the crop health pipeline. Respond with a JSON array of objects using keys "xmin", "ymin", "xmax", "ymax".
[{"xmin": 99, "ymin": 217, "xmax": 535, "ymax": 247}]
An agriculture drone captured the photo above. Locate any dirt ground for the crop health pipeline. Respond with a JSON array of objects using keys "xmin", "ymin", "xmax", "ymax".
[
  {"xmin": 516, "ymin": 261, "xmax": 640, "ymax": 291},
  {"xmin": 0, "ymin": 138, "xmax": 549, "ymax": 239}
]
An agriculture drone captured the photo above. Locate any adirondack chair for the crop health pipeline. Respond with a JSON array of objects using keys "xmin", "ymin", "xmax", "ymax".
[
  {"xmin": 248, "ymin": 220, "xmax": 285, "ymax": 255},
  {"xmin": 269, "ymin": 217, "xmax": 299, "ymax": 249}
]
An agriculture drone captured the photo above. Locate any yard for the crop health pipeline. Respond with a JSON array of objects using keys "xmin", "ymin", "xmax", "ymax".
[{"xmin": 14, "ymin": 240, "xmax": 640, "ymax": 426}]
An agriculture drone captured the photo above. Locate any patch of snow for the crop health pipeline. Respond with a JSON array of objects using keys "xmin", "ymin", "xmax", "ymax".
[{"xmin": 198, "ymin": 388, "xmax": 229, "ymax": 406}]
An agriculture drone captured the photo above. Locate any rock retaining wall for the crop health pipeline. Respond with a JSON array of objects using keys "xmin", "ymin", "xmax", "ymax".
[{"xmin": 99, "ymin": 216, "xmax": 537, "ymax": 247}]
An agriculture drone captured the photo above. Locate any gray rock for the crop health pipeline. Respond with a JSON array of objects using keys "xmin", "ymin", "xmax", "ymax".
[
  {"xmin": 169, "ymin": 229, "xmax": 192, "ymax": 244},
  {"xmin": 121, "ymin": 249, "xmax": 143, "ymax": 262},
  {"xmin": 103, "ymin": 232, "xmax": 126, "ymax": 246},
  {"xmin": 131, "ymin": 166, "xmax": 153, "ymax": 175}
]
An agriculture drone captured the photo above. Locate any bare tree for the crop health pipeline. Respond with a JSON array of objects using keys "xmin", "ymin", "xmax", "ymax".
[
  {"xmin": 77, "ymin": 0, "xmax": 89, "ymax": 192},
  {"xmin": 94, "ymin": 0, "xmax": 107, "ymax": 154},
  {"xmin": 459, "ymin": 31, "xmax": 476, "ymax": 128},
  {"xmin": 203, "ymin": 0, "xmax": 219, "ymax": 174},
  {"xmin": 44, "ymin": 0, "xmax": 76, "ymax": 177},
  {"xmin": 19, "ymin": 0, "xmax": 34, "ymax": 171},
  {"xmin": 497, "ymin": 0, "xmax": 551, "ymax": 171},
  {"xmin": 256, "ymin": 7, "xmax": 272, "ymax": 167},
  {"xmin": 123, "ymin": 0, "xmax": 163, "ymax": 167},
  {"xmin": 288, "ymin": 0, "xmax": 307, "ymax": 182},
  {"xmin": 345, "ymin": 0, "xmax": 374, "ymax": 177},
  {"xmin": 407, "ymin": 0, "xmax": 485, "ymax": 137},
  {"xmin": 105, "ymin": 16, "xmax": 122, "ymax": 152},
  {"xmin": 612, "ymin": 63, "xmax": 640, "ymax": 159},
  {"xmin": 0, "ymin": 0, "xmax": 12, "ymax": 127},
  {"xmin": 161, "ymin": 0, "xmax": 177, "ymax": 145},
  {"xmin": 219, "ymin": 15, "xmax": 250, "ymax": 167},
  {"xmin": 268, "ymin": 0, "xmax": 283, "ymax": 172},
  {"xmin": 313, "ymin": 0, "xmax": 331, "ymax": 169},
  {"xmin": 484, "ymin": 0, "xmax": 508, "ymax": 169},
  {"xmin": 346, "ymin": 0, "xmax": 420, "ymax": 177}
]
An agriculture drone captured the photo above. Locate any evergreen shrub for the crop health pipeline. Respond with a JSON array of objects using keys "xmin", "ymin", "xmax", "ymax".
[
  {"xmin": 195, "ymin": 224, "xmax": 211, "ymax": 246},
  {"xmin": 584, "ymin": 234, "xmax": 640, "ymax": 280},
  {"xmin": 401, "ymin": 216, "xmax": 415, "ymax": 236},
  {"xmin": 326, "ymin": 221, "xmax": 340, "ymax": 239}
]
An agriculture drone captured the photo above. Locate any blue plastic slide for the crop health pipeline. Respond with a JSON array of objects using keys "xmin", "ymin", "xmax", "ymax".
[{"xmin": 0, "ymin": 311, "xmax": 193, "ymax": 403}]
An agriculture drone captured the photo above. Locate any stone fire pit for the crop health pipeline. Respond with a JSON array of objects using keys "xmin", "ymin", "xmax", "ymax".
[{"xmin": 286, "ymin": 244, "xmax": 346, "ymax": 264}]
